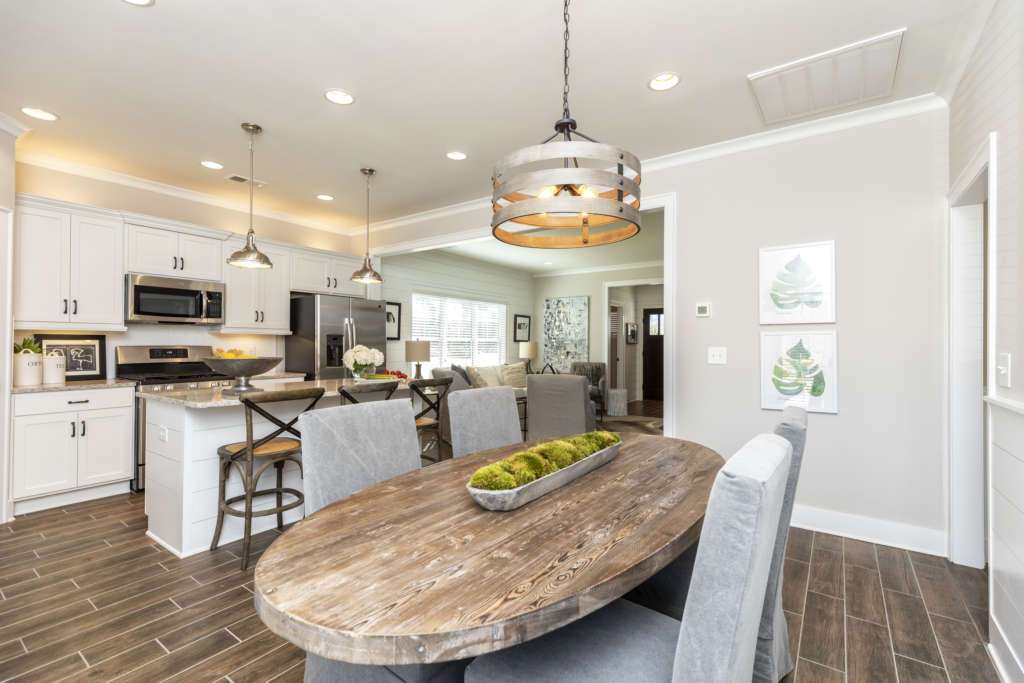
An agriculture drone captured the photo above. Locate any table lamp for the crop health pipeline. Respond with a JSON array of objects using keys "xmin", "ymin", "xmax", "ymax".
[
  {"xmin": 405, "ymin": 340, "xmax": 430, "ymax": 380},
  {"xmin": 519, "ymin": 341, "xmax": 538, "ymax": 374}
]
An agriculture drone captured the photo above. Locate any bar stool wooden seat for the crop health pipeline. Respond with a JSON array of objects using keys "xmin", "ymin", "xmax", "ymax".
[
  {"xmin": 210, "ymin": 387, "xmax": 325, "ymax": 570},
  {"xmin": 409, "ymin": 377, "xmax": 453, "ymax": 462},
  {"xmin": 339, "ymin": 379, "xmax": 399, "ymax": 404}
]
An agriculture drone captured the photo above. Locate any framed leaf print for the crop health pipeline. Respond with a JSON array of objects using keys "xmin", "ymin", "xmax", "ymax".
[
  {"xmin": 759, "ymin": 241, "xmax": 835, "ymax": 324},
  {"xmin": 760, "ymin": 330, "xmax": 837, "ymax": 413}
]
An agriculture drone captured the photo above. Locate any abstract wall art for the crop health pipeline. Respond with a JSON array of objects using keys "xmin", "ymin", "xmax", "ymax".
[{"xmin": 543, "ymin": 296, "xmax": 589, "ymax": 372}]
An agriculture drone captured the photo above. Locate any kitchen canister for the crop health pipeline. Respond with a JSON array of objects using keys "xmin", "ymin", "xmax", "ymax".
[
  {"xmin": 43, "ymin": 351, "xmax": 66, "ymax": 385},
  {"xmin": 14, "ymin": 349, "xmax": 43, "ymax": 387}
]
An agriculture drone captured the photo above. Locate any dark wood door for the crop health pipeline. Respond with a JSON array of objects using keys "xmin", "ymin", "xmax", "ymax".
[{"xmin": 642, "ymin": 307, "xmax": 664, "ymax": 401}]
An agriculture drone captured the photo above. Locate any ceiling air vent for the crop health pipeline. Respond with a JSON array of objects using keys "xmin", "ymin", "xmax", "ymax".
[
  {"xmin": 225, "ymin": 174, "xmax": 266, "ymax": 188},
  {"xmin": 747, "ymin": 28, "xmax": 905, "ymax": 125}
]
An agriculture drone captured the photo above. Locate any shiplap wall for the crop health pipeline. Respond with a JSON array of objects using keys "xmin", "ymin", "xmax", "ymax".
[
  {"xmin": 949, "ymin": 0, "xmax": 1024, "ymax": 678},
  {"xmin": 379, "ymin": 251, "xmax": 534, "ymax": 372}
]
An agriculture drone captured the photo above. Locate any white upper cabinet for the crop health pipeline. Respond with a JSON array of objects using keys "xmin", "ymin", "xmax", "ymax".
[
  {"xmin": 220, "ymin": 239, "xmax": 292, "ymax": 334},
  {"xmin": 127, "ymin": 224, "xmax": 222, "ymax": 281},
  {"xmin": 14, "ymin": 201, "xmax": 124, "ymax": 330},
  {"xmin": 290, "ymin": 251, "xmax": 333, "ymax": 293}
]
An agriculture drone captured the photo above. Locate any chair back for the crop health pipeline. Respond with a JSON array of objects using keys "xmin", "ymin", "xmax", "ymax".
[
  {"xmin": 672, "ymin": 433, "xmax": 791, "ymax": 683},
  {"xmin": 339, "ymin": 379, "xmax": 399, "ymax": 405},
  {"xmin": 753, "ymin": 404, "xmax": 809, "ymax": 681},
  {"xmin": 409, "ymin": 377, "xmax": 453, "ymax": 422},
  {"xmin": 298, "ymin": 400, "xmax": 421, "ymax": 514},
  {"xmin": 526, "ymin": 374, "xmax": 593, "ymax": 440},
  {"xmin": 448, "ymin": 386, "xmax": 522, "ymax": 458},
  {"xmin": 238, "ymin": 387, "xmax": 325, "ymax": 454},
  {"xmin": 570, "ymin": 361, "xmax": 606, "ymax": 386}
]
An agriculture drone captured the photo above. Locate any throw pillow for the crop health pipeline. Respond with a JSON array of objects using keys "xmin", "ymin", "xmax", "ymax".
[
  {"xmin": 501, "ymin": 361, "xmax": 527, "ymax": 389},
  {"xmin": 450, "ymin": 364, "xmax": 472, "ymax": 385},
  {"xmin": 475, "ymin": 365, "xmax": 504, "ymax": 387}
]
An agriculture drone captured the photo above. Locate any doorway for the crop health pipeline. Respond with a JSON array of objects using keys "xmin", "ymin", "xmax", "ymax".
[{"xmin": 642, "ymin": 307, "xmax": 664, "ymax": 401}]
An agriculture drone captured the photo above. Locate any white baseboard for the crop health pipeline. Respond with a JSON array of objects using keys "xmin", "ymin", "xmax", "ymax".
[
  {"xmin": 791, "ymin": 503, "xmax": 946, "ymax": 556},
  {"xmin": 990, "ymin": 613, "xmax": 1024, "ymax": 683},
  {"xmin": 146, "ymin": 530, "xmax": 189, "ymax": 559},
  {"xmin": 12, "ymin": 481, "xmax": 130, "ymax": 516}
]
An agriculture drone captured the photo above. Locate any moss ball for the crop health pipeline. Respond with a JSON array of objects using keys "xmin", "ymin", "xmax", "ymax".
[
  {"xmin": 505, "ymin": 451, "xmax": 555, "ymax": 477},
  {"xmin": 531, "ymin": 440, "xmax": 582, "ymax": 470},
  {"xmin": 469, "ymin": 464, "xmax": 518, "ymax": 490},
  {"xmin": 498, "ymin": 458, "xmax": 537, "ymax": 487},
  {"xmin": 566, "ymin": 434, "xmax": 599, "ymax": 457},
  {"xmin": 590, "ymin": 431, "xmax": 621, "ymax": 448}
]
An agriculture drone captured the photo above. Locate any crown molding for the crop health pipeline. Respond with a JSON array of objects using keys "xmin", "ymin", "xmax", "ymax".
[
  {"xmin": 368, "ymin": 196, "xmax": 491, "ymax": 235},
  {"xmin": 16, "ymin": 152, "xmax": 351, "ymax": 236},
  {"xmin": 533, "ymin": 260, "xmax": 663, "ymax": 278},
  {"xmin": 0, "ymin": 112, "xmax": 30, "ymax": 138}
]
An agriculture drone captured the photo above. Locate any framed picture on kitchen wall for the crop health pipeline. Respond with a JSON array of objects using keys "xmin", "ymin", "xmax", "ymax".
[
  {"xmin": 759, "ymin": 240, "xmax": 835, "ymax": 324},
  {"xmin": 513, "ymin": 314, "xmax": 531, "ymax": 342},
  {"xmin": 385, "ymin": 302, "xmax": 401, "ymax": 340},
  {"xmin": 35, "ymin": 334, "xmax": 106, "ymax": 381},
  {"xmin": 760, "ymin": 330, "xmax": 837, "ymax": 414}
]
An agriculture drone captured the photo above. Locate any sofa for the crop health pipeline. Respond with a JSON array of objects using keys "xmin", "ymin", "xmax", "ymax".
[{"xmin": 431, "ymin": 362, "xmax": 528, "ymax": 443}]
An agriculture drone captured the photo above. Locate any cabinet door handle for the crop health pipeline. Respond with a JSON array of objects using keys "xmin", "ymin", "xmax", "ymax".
[
  {"xmin": 333, "ymin": 278, "xmax": 337, "ymax": 288},
  {"xmin": 72, "ymin": 299, "xmax": 78, "ymax": 315},
  {"xmin": 71, "ymin": 421, "xmax": 76, "ymax": 438},
  {"xmin": 259, "ymin": 310, "xmax": 265, "ymax": 323},
  {"xmin": 179, "ymin": 257, "xmax": 184, "ymax": 271},
  {"xmin": 80, "ymin": 420, "xmax": 86, "ymax": 436},
  {"xmin": 173, "ymin": 256, "xmax": 178, "ymax": 270},
  {"xmin": 326, "ymin": 276, "xmax": 331, "ymax": 288},
  {"xmin": 255, "ymin": 310, "xmax": 259, "ymax": 323},
  {"xmin": 63, "ymin": 299, "xmax": 68, "ymax": 315},
  {"xmin": 67, "ymin": 399, "xmax": 90, "ymax": 405}
]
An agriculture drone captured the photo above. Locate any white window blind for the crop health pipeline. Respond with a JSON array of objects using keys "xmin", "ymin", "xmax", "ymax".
[{"xmin": 411, "ymin": 293, "xmax": 507, "ymax": 369}]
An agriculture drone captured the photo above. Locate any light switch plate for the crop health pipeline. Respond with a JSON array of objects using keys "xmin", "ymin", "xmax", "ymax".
[
  {"xmin": 159, "ymin": 426, "xmax": 169, "ymax": 442},
  {"xmin": 695, "ymin": 302, "xmax": 712, "ymax": 317},
  {"xmin": 998, "ymin": 352, "xmax": 1012, "ymax": 388},
  {"xmin": 707, "ymin": 346, "xmax": 728, "ymax": 365}
]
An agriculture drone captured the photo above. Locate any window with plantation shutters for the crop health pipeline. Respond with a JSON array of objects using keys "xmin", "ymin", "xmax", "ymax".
[{"xmin": 411, "ymin": 293, "xmax": 507, "ymax": 369}]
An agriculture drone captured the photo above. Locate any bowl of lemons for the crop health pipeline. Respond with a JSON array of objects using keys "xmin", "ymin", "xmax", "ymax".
[{"xmin": 203, "ymin": 349, "xmax": 282, "ymax": 395}]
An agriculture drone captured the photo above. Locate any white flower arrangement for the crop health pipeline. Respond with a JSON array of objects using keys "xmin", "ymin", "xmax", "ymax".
[{"xmin": 343, "ymin": 344, "xmax": 385, "ymax": 376}]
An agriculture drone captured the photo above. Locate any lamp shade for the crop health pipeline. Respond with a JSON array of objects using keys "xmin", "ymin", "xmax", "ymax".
[
  {"xmin": 405, "ymin": 340, "xmax": 431, "ymax": 362},
  {"xmin": 519, "ymin": 341, "xmax": 538, "ymax": 360}
]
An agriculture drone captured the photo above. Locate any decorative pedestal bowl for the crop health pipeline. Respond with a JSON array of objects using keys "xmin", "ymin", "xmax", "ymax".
[{"xmin": 202, "ymin": 357, "xmax": 283, "ymax": 396}]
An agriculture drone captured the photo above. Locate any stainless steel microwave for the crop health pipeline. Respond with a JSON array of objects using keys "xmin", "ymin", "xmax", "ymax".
[{"xmin": 125, "ymin": 274, "xmax": 225, "ymax": 324}]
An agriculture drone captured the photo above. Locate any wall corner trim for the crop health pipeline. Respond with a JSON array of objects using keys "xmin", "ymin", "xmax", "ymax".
[
  {"xmin": 0, "ymin": 112, "xmax": 30, "ymax": 138},
  {"xmin": 791, "ymin": 502, "xmax": 946, "ymax": 556},
  {"xmin": 533, "ymin": 260, "xmax": 664, "ymax": 279}
]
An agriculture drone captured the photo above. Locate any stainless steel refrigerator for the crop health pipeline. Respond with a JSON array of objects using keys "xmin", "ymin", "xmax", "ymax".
[{"xmin": 285, "ymin": 293, "xmax": 387, "ymax": 379}]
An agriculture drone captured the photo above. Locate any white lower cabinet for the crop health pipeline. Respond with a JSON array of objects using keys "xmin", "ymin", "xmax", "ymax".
[{"xmin": 11, "ymin": 389, "xmax": 134, "ymax": 501}]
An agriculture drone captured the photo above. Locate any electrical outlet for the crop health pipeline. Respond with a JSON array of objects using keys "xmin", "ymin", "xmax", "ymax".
[
  {"xmin": 998, "ymin": 352, "xmax": 1012, "ymax": 388},
  {"xmin": 707, "ymin": 347, "xmax": 727, "ymax": 365},
  {"xmin": 159, "ymin": 426, "xmax": 169, "ymax": 442}
]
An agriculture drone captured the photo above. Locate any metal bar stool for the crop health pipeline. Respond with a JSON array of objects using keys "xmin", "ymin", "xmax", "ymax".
[
  {"xmin": 409, "ymin": 377, "xmax": 452, "ymax": 463},
  {"xmin": 339, "ymin": 380, "xmax": 400, "ymax": 405},
  {"xmin": 210, "ymin": 387, "xmax": 325, "ymax": 570}
]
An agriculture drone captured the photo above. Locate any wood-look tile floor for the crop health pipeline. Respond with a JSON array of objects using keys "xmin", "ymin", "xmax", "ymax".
[
  {"xmin": 781, "ymin": 528, "xmax": 997, "ymax": 683},
  {"xmin": 0, "ymin": 495, "xmax": 998, "ymax": 682}
]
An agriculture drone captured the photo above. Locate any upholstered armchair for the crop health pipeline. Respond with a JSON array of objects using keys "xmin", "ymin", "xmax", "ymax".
[{"xmin": 570, "ymin": 361, "xmax": 607, "ymax": 419}]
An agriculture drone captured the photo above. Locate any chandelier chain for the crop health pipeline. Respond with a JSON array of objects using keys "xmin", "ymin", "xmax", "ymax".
[{"xmin": 562, "ymin": 0, "xmax": 571, "ymax": 120}]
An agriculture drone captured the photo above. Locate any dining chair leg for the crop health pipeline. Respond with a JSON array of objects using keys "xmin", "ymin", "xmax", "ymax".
[
  {"xmin": 240, "ymin": 467, "xmax": 254, "ymax": 571},
  {"xmin": 209, "ymin": 459, "xmax": 229, "ymax": 552},
  {"xmin": 275, "ymin": 460, "xmax": 284, "ymax": 531}
]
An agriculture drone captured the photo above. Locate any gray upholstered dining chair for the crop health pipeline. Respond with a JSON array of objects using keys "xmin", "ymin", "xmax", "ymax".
[
  {"xmin": 298, "ymin": 400, "xmax": 468, "ymax": 683},
  {"xmin": 431, "ymin": 367, "xmax": 472, "ymax": 445},
  {"xmin": 526, "ymin": 374, "xmax": 595, "ymax": 441},
  {"xmin": 464, "ymin": 432, "xmax": 793, "ymax": 683},
  {"xmin": 447, "ymin": 386, "xmax": 522, "ymax": 458},
  {"xmin": 625, "ymin": 404, "xmax": 808, "ymax": 682}
]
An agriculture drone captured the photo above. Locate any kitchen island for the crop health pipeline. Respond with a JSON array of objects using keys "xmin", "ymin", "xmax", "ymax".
[{"xmin": 140, "ymin": 378, "xmax": 407, "ymax": 557}]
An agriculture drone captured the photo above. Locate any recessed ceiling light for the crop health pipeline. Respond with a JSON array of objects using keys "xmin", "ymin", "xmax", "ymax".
[
  {"xmin": 446, "ymin": 151, "xmax": 467, "ymax": 161},
  {"xmin": 324, "ymin": 89, "xmax": 355, "ymax": 105},
  {"xmin": 200, "ymin": 160, "xmax": 223, "ymax": 170},
  {"xmin": 20, "ymin": 107, "xmax": 58, "ymax": 121},
  {"xmin": 316, "ymin": 194, "xmax": 334, "ymax": 201},
  {"xmin": 122, "ymin": 0, "xmax": 155, "ymax": 6},
  {"xmin": 648, "ymin": 72, "xmax": 680, "ymax": 91}
]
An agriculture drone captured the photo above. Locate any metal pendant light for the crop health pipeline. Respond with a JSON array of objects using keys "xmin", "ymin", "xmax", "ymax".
[
  {"xmin": 491, "ymin": 0, "xmax": 641, "ymax": 249},
  {"xmin": 351, "ymin": 167, "xmax": 384, "ymax": 284},
  {"xmin": 227, "ymin": 122, "xmax": 274, "ymax": 269}
]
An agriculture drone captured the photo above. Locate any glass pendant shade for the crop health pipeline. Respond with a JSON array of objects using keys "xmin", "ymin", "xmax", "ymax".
[
  {"xmin": 227, "ymin": 122, "xmax": 273, "ymax": 269},
  {"xmin": 351, "ymin": 167, "xmax": 384, "ymax": 284}
]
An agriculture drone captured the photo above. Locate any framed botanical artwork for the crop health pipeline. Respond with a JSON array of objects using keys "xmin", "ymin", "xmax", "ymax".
[
  {"xmin": 625, "ymin": 322, "xmax": 638, "ymax": 344},
  {"xmin": 760, "ymin": 330, "xmax": 837, "ymax": 414},
  {"xmin": 759, "ymin": 241, "xmax": 835, "ymax": 324},
  {"xmin": 35, "ymin": 334, "xmax": 107, "ymax": 381},
  {"xmin": 385, "ymin": 302, "xmax": 401, "ymax": 340},
  {"xmin": 513, "ymin": 314, "xmax": 531, "ymax": 342}
]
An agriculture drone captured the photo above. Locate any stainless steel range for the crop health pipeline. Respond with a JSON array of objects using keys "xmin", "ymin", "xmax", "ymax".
[{"xmin": 116, "ymin": 345, "xmax": 236, "ymax": 491}]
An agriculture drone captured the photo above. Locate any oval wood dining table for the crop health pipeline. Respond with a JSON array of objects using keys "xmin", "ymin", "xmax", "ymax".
[{"xmin": 253, "ymin": 432, "xmax": 723, "ymax": 665}]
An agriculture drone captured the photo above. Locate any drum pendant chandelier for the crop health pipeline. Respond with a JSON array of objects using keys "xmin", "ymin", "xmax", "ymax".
[{"xmin": 491, "ymin": 0, "xmax": 641, "ymax": 249}]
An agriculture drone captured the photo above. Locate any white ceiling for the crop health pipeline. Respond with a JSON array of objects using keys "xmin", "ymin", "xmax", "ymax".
[
  {"xmin": 0, "ymin": 0, "xmax": 976, "ymax": 234},
  {"xmin": 442, "ymin": 210, "xmax": 664, "ymax": 275}
]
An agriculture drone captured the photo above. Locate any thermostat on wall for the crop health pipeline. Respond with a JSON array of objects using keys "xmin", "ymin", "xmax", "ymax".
[{"xmin": 695, "ymin": 302, "xmax": 712, "ymax": 317}]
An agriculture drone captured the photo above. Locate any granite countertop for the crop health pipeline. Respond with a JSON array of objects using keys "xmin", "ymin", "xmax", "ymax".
[
  {"xmin": 12, "ymin": 378, "xmax": 138, "ymax": 395},
  {"xmin": 254, "ymin": 371, "xmax": 307, "ymax": 380},
  {"xmin": 139, "ymin": 378, "xmax": 409, "ymax": 409}
]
